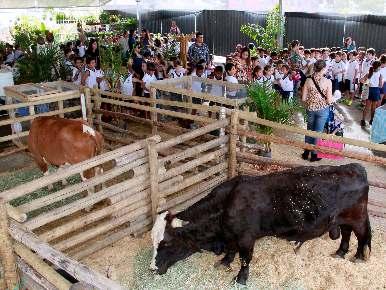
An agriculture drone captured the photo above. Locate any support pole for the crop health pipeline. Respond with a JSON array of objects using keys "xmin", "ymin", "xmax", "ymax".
[
  {"xmin": 228, "ymin": 111, "xmax": 239, "ymax": 179},
  {"xmin": 0, "ymin": 199, "xmax": 19, "ymax": 290},
  {"xmin": 147, "ymin": 139, "xmax": 160, "ymax": 222},
  {"xmin": 150, "ymin": 87, "xmax": 158, "ymax": 135},
  {"xmin": 84, "ymin": 88, "xmax": 94, "ymax": 127}
]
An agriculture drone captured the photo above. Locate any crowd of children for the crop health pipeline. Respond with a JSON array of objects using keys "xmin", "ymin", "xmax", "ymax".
[{"xmin": 1, "ymin": 27, "xmax": 384, "ymax": 127}]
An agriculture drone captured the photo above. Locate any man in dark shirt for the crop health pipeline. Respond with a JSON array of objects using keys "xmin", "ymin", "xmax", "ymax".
[{"xmin": 188, "ymin": 32, "xmax": 210, "ymax": 66}]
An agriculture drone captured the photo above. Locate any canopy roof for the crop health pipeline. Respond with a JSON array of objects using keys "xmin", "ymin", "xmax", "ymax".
[
  {"xmin": 0, "ymin": 0, "xmax": 110, "ymax": 9},
  {"xmin": 0, "ymin": 0, "xmax": 384, "ymax": 14}
]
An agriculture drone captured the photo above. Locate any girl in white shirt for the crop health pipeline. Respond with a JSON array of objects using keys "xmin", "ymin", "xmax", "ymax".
[
  {"xmin": 262, "ymin": 65, "xmax": 275, "ymax": 87},
  {"xmin": 252, "ymin": 65, "xmax": 264, "ymax": 85},
  {"xmin": 360, "ymin": 60, "xmax": 384, "ymax": 126}
]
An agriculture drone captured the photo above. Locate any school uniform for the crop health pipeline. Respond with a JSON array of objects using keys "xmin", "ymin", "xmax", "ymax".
[
  {"xmin": 77, "ymin": 45, "xmax": 86, "ymax": 58},
  {"xmin": 331, "ymin": 60, "xmax": 345, "ymax": 92},
  {"xmin": 262, "ymin": 75, "xmax": 274, "ymax": 87},
  {"xmin": 191, "ymin": 71, "xmax": 206, "ymax": 103},
  {"xmin": 121, "ymin": 74, "xmax": 133, "ymax": 96},
  {"xmin": 368, "ymin": 71, "xmax": 382, "ymax": 102},
  {"xmin": 142, "ymin": 73, "xmax": 158, "ymax": 96},
  {"xmin": 72, "ymin": 67, "xmax": 82, "ymax": 86},
  {"xmin": 279, "ymin": 74, "xmax": 294, "ymax": 102},
  {"xmin": 225, "ymin": 74, "xmax": 238, "ymax": 98},
  {"xmin": 254, "ymin": 77, "xmax": 265, "ymax": 86},
  {"xmin": 84, "ymin": 67, "xmax": 97, "ymax": 89},
  {"xmin": 344, "ymin": 60, "xmax": 359, "ymax": 92},
  {"xmin": 96, "ymin": 69, "xmax": 109, "ymax": 91},
  {"xmin": 362, "ymin": 59, "xmax": 374, "ymax": 76}
]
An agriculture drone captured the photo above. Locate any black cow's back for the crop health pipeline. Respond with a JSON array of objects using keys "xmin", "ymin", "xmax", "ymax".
[{"xmin": 222, "ymin": 163, "xmax": 368, "ymax": 241}]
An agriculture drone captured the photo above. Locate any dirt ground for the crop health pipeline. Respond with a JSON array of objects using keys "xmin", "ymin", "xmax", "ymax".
[{"xmin": 83, "ymin": 228, "xmax": 386, "ymax": 290}]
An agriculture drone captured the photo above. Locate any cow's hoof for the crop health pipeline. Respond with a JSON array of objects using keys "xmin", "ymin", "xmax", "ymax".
[
  {"xmin": 331, "ymin": 253, "xmax": 345, "ymax": 259},
  {"xmin": 214, "ymin": 260, "xmax": 232, "ymax": 272},
  {"xmin": 350, "ymin": 256, "xmax": 365, "ymax": 263},
  {"xmin": 332, "ymin": 249, "xmax": 346, "ymax": 259},
  {"xmin": 234, "ymin": 275, "xmax": 247, "ymax": 286}
]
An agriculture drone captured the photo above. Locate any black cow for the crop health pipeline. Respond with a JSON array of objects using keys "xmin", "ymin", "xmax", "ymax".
[{"xmin": 150, "ymin": 163, "xmax": 371, "ymax": 285}]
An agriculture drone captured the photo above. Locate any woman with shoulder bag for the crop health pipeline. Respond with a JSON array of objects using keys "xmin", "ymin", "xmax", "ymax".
[{"xmin": 301, "ymin": 60, "xmax": 333, "ymax": 162}]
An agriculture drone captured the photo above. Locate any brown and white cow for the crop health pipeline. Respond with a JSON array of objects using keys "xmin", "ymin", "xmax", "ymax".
[{"xmin": 28, "ymin": 116, "xmax": 104, "ymax": 193}]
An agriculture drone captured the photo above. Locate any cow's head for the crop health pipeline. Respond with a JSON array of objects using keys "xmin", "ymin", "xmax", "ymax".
[{"xmin": 150, "ymin": 211, "xmax": 193, "ymax": 274}]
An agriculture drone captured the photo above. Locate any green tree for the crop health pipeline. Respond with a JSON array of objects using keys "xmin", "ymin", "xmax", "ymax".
[{"xmin": 240, "ymin": 5, "xmax": 285, "ymax": 51}]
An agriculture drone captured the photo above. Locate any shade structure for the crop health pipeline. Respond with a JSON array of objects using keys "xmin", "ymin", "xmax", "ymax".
[{"xmin": 0, "ymin": 0, "xmax": 110, "ymax": 9}]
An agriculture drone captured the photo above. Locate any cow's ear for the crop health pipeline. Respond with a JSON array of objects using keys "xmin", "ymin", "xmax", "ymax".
[{"xmin": 171, "ymin": 218, "xmax": 189, "ymax": 228}]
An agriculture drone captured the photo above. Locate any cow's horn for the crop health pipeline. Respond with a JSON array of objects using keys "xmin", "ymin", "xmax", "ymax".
[{"xmin": 171, "ymin": 218, "xmax": 188, "ymax": 228}]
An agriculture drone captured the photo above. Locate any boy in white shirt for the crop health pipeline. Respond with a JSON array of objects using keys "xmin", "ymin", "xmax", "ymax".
[
  {"xmin": 224, "ymin": 63, "xmax": 238, "ymax": 98},
  {"xmin": 191, "ymin": 64, "xmax": 206, "ymax": 94},
  {"xmin": 81, "ymin": 57, "xmax": 97, "ymax": 89},
  {"xmin": 142, "ymin": 63, "xmax": 158, "ymax": 97},
  {"xmin": 72, "ymin": 57, "xmax": 84, "ymax": 86},
  {"xmin": 344, "ymin": 51, "xmax": 359, "ymax": 105},
  {"xmin": 331, "ymin": 52, "xmax": 345, "ymax": 93},
  {"xmin": 278, "ymin": 64, "xmax": 294, "ymax": 102},
  {"xmin": 362, "ymin": 48, "xmax": 376, "ymax": 76}
]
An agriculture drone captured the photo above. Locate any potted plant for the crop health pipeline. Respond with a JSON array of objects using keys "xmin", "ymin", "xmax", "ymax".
[{"xmin": 244, "ymin": 82, "xmax": 302, "ymax": 157}]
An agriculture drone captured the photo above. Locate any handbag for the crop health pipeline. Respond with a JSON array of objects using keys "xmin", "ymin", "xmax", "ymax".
[{"xmin": 310, "ymin": 76, "xmax": 345, "ymax": 160}]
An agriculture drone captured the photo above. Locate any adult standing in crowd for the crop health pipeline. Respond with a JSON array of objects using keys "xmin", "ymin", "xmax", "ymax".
[
  {"xmin": 140, "ymin": 29, "xmax": 152, "ymax": 52},
  {"xmin": 234, "ymin": 47, "xmax": 252, "ymax": 83},
  {"xmin": 169, "ymin": 20, "xmax": 181, "ymax": 35},
  {"xmin": 343, "ymin": 37, "xmax": 356, "ymax": 52},
  {"xmin": 119, "ymin": 31, "xmax": 130, "ymax": 57},
  {"xmin": 301, "ymin": 60, "xmax": 333, "ymax": 162},
  {"xmin": 128, "ymin": 29, "xmax": 137, "ymax": 52},
  {"xmin": 85, "ymin": 39, "xmax": 100, "ymax": 68},
  {"xmin": 188, "ymin": 32, "xmax": 210, "ymax": 66}
]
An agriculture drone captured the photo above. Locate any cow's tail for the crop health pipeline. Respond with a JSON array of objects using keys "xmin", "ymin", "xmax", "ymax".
[{"xmin": 176, "ymin": 176, "xmax": 240, "ymax": 222}]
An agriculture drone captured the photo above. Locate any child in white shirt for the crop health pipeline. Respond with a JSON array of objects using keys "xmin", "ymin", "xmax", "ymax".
[
  {"xmin": 191, "ymin": 64, "xmax": 206, "ymax": 94},
  {"xmin": 81, "ymin": 57, "xmax": 97, "ymax": 89},
  {"xmin": 344, "ymin": 51, "xmax": 359, "ymax": 105},
  {"xmin": 278, "ymin": 64, "xmax": 294, "ymax": 102},
  {"xmin": 331, "ymin": 52, "xmax": 345, "ymax": 93},
  {"xmin": 142, "ymin": 63, "xmax": 158, "ymax": 97},
  {"xmin": 72, "ymin": 57, "xmax": 84, "ymax": 86},
  {"xmin": 252, "ymin": 65, "xmax": 264, "ymax": 85},
  {"xmin": 262, "ymin": 65, "xmax": 275, "ymax": 87},
  {"xmin": 224, "ymin": 63, "xmax": 238, "ymax": 98}
]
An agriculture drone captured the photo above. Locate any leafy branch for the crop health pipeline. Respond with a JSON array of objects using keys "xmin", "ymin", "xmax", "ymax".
[{"xmin": 240, "ymin": 5, "xmax": 285, "ymax": 52}]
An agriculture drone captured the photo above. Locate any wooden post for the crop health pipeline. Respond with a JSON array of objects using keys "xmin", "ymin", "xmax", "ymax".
[
  {"xmin": 9, "ymin": 221, "xmax": 124, "ymax": 290},
  {"xmin": 150, "ymin": 87, "xmax": 158, "ymax": 135},
  {"xmin": 228, "ymin": 111, "xmax": 239, "ymax": 179},
  {"xmin": 147, "ymin": 139, "xmax": 160, "ymax": 222},
  {"xmin": 13, "ymin": 242, "xmax": 72, "ymax": 290},
  {"xmin": 94, "ymin": 90, "xmax": 103, "ymax": 133},
  {"xmin": 84, "ymin": 88, "xmax": 94, "ymax": 127},
  {"xmin": 241, "ymin": 106, "xmax": 249, "ymax": 153},
  {"xmin": 58, "ymin": 99, "xmax": 64, "ymax": 118},
  {"xmin": 0, "ymin": 199, "xmax": 19, "ymax": 290}
]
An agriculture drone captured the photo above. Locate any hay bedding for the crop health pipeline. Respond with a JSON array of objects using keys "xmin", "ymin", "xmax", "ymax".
[{"xmin": 83, "ymin": 228, "xmax": 386, "ymax": 290}]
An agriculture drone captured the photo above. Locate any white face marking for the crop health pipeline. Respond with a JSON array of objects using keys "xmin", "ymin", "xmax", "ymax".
[
  {"xmin": 150, "ymin": 211, "xmax": 169, "ymax": 270},
  {"xmin": 171, "ymin": 218, "xmax": 188, "ymax": 228},
  {"xmin": 82, "ymin": 124, "xmax": 96, "ymax": 137}
]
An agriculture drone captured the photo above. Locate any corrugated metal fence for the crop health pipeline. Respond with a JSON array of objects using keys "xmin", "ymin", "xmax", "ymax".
[{"xmin": 141, "ymin": 10, "xmax": 386, "ymax": 56}]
